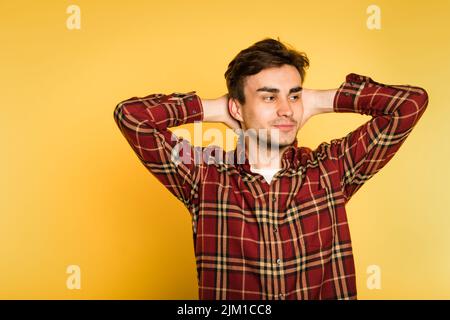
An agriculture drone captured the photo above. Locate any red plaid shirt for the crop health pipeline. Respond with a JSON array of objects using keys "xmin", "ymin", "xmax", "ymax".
[{"xmin": 113, "ymin": 73, "xmax": 428, "ymax": 300}]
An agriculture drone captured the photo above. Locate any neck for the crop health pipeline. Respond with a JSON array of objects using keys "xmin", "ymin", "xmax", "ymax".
[{"xmin": 244, "ymin": 135, "xmax": 289, "ymax": 170}]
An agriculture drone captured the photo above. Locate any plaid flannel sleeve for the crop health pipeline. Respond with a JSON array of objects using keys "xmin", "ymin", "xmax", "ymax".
[
  {"xmin": 329, "ymin": 73, "xmax": 429, "ymax": 201},
  {"xmin": 113, "ymin": 91, "xmax": 204, "ymax": 209}
]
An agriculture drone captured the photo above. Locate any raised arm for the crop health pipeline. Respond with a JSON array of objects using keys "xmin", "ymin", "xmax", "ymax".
[
  {"xmin": 113, "ymin": 91, "xmax": 239, "ymax": 210},
  {"xmin": 310, "ymin": 73, "xmax": 429, "ymax": 202},
  {"xmin": 113, "ymin": 91, "xmax": 206, "ymax": 210}
]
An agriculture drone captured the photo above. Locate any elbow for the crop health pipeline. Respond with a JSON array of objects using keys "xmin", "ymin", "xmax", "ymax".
[
  {"xmin": 410, "ymin": 86, "xmax": 429, "ymax": 125},
  {"xmin": 420, "ymin": 87, "xmax": 429, "ymax": 110},
  {"xmin": 409, "ymin": 86, "xmax": 429, "ymax": 115},
  {"xmin": 416, "ymin": 87, "xmax": 429, "ymax": 120},
  {"xmin": 113, "ymin": 97, "xmax": 134, "ymax": 125},
  {"xmin": 414, "ymin": 86, "xmax": 429, "ymax": 110},
  {"xmin": 113, "ymin": 101, "xmax": 124, "ymax": 126}
]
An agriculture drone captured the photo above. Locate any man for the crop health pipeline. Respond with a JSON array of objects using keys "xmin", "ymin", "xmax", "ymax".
[{"xmin": 113, "ymin": 38, "xmax": 429, "ymax": 300}]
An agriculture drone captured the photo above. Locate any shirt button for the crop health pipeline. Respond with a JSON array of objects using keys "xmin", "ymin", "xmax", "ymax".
[
  {"xmin": 273, "ymin": 227, "xmax": 278, "ymax": 233},
  {"xmin": 279, "ymin": 293, "xmax": 285, "ymax": 299},
  {"xmin": 276, "ymin": 258, "xmax": 281, "ymax": 265},
  {"xmin": 344, "ymin": 92, "xmax": 350, "ymax": 96},
  {"xmin": 272, "ymin": 195, "xmax": 276, "ymax": 202}
]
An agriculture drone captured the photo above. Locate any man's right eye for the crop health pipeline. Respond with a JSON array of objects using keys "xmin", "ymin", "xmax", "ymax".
[{"xmin": 263, "ymin": 96, "xmax": 275, "ymax": 102}]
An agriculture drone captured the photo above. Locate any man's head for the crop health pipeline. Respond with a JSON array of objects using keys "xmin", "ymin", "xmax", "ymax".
[{"xmin": 224, "ymin": 37, "xmax": 310, "ymax": 148}]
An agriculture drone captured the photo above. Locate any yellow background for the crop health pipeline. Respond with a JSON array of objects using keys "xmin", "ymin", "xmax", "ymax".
[{"xmin": 1, "ymin": 0, "xmax": 449, "ymax": 299}]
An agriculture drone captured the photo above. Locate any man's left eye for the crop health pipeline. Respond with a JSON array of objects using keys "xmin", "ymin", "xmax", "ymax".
[{"xmin": 290, "ymin": 95, "xmax": 300, "ymax": 100}]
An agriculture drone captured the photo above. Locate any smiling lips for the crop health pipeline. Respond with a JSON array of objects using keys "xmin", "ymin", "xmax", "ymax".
[{"xmin": 273, "ymin": 123, "xmax": 296, "ymax": 132}]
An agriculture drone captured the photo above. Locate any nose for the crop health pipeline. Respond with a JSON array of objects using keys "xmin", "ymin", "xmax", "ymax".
[{"xmin": 276, "ymin": 99, "xmax": 294, "ymax": 117}]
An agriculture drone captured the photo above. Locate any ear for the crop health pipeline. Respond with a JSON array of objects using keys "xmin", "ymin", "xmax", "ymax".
[{"xmin": 228, "ymin": 97, "xmax": 244, "ymax": 122}]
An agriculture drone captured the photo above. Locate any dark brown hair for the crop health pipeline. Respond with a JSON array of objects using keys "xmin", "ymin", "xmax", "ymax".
[{"xmin": 224, "ymin": 37, "xmax": 310, "ymax": 105}]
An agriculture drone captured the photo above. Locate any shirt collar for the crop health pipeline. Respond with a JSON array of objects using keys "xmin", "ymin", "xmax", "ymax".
[{"xmin": 232, "ymin": 133, "xmax": 301, "ymax": 174}]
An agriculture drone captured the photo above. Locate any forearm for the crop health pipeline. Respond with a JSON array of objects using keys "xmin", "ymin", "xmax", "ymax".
[
  {"xmin": 201, "ymin": 96, "xmax": 227, "ymax": 123},
  {"xmin": 313, "ymin": 89, "xmax": 337, "ymax": 115},
  {"xmin": 334, "ymin": 74, "xmax": 428, "ymax": 119},
  {"xmin": 114, "ymin": 92, "xmax": 203, "ymax": 132}
]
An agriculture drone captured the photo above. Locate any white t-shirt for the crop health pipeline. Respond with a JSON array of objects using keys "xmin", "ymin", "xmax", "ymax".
[{"xmin": 249, "ymin": 165, "xmax": 282, "ymax": 184}]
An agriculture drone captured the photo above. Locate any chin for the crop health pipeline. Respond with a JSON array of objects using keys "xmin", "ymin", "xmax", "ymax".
[
  {"xmin": 278, "ymin": 141, "xmax": 294, "ymax": 148},
  {"xmin": 276, "ymin": 133, "xmax": 296, "ymax": 144},
  {"xmin": 269, "ymin": 138, "xmax": 294, "ymax": 148}
]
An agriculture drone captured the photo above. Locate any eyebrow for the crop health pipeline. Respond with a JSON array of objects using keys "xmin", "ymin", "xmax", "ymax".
[{"xmin": 256, "ymin": 86, "xmax": 303, "ymax": 94}]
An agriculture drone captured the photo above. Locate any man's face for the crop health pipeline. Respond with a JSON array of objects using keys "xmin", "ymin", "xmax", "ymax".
[{"xmin": 231, "ymin": 64, "xmax": 304, "ymax": 148}]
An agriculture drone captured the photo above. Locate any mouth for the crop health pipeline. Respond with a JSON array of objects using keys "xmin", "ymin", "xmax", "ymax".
[{"xmin": 273, "ymin": 124, "xmax": 296, "ymax": 132}]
